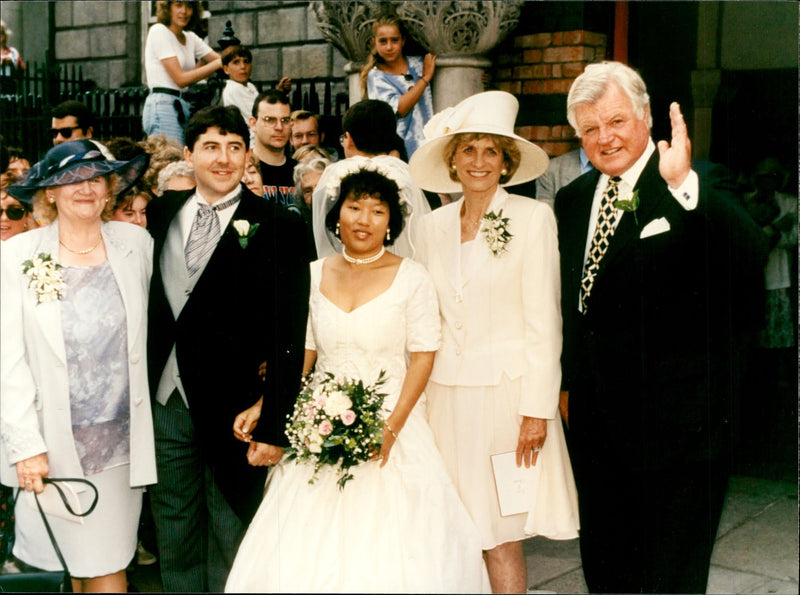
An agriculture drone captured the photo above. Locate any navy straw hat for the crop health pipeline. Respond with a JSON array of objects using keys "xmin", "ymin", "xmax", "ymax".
[{"xmin": 6, "ymin": 139, "xmax": 149, "ymax": 205}]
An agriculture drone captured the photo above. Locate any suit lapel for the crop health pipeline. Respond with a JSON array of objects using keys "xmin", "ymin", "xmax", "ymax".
[
  {"xmin": 597, "ymin": 153, "xmax": 666, "ymax": 277},
  {"xmin": 103, "ymin": 224, "xmax": 143, "ymax": 354},
  {"xmin": 563, "ymin": 170, "xmax": 601, "ymax": 277},
  {"xmin": 188, "ymin": 188, "xmax": 251, "ymax": 297},
  {"xmin": 33, "ymin": 222, "xmax": 68, "ymax": 364},
  {"xmin": 435, "ymin": 198, "xmax": 464, "ymax": 296},
  {"xmin": 461, "ymin": 188, "xmax": 509, "ymax": 286}
]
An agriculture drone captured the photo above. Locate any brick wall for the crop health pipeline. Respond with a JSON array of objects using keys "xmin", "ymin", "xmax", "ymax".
[{"xmin": 494, "ymin": 30, "xmax": 607, "ymax": 157}]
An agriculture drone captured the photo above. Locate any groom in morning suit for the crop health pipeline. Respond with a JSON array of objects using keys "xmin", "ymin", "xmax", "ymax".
[
  {"xmin": 146, "ymin": 106, "xmax": 310, "ymax": 592},
  {"xmin": 555, "ymin": 62, "xmax": 766, "ymax": 593}
]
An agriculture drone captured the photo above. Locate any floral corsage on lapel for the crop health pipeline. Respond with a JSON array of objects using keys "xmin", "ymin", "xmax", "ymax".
[
  {"xmin": 481, "ymin": 209, "xmax": 513, "ymax": 257},
  {"xmin": 22, "ymin": 252, "xmax": 66, "ymax": 305},
  {"xmin": 614, "ymin": 189, "xmax": 640, "ymax": 225},
  {"xmin": 232, "ymin": 219, "xmax": 260, "ymax": 249}
]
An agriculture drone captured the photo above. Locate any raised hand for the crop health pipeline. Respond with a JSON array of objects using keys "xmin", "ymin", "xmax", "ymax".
[
  {"xmin": 422, "ymin": 53, "xmax": 437, "ymax": 82},
  {"xmin": 657, "ymin": 101, "xmax": 692, "ymax": 189}
]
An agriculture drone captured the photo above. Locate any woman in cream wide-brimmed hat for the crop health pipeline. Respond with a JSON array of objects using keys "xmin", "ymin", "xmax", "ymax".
[{"xmin": 410, "ymin": 91, "xmax": 580, "ymax": 593}]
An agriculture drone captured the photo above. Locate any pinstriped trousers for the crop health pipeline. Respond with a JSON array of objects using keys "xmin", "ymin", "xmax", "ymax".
[{"xmin": 148, "ymin": 392, "xmax": 245, "ymax": 593}]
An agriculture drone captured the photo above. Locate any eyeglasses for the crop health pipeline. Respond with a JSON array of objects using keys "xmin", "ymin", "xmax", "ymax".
[
  {"xmin": 0, "ymin": 205, "xmax": 27, "ymax": 220},
  {"xmin": 50, "ymin": 126, "xmax": 82, "ymax": 139},
  {"xmin": 260, "ymin": 116, "xmax": 291, "ymax": 126},
  {"xmin": 291, "ymin": 131, "xmax": 319, "ymax": 141}
]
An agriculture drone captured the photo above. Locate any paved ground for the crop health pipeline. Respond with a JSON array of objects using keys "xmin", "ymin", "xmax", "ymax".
[
  {"xmin": 524, "ymin": 475, "xmax": 799, "ymax": 594},
  {"xmin": 121, "ymin": 474, "xmax": 798, "ymax": 593}
]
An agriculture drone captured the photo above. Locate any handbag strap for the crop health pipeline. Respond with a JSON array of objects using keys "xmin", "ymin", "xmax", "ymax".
[
  {"xmin": 32, "ymin": 490, "xmax": 70, "ymax": 576},
  {"xmin": 42, "ymin": 478, "xmax": 99, "ymax": 517},
  {"xmin": 9, "ymin": 477, "xmax": 99, "ymax": 578}
]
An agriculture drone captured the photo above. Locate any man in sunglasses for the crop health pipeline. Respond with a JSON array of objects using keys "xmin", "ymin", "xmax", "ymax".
[{"xmin": 50, "ymin": 100, "xmax": 114, "ymax": 159}]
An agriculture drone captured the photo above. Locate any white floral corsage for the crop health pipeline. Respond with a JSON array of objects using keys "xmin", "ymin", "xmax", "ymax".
[
  {"xmin": 481, "ymin": 209, "xmax": 513, "ymax": 257},
  {"xmin": 22, "ymin": 252, "xmax": 66, "ymax": 305},
  {"xmin": 232, "ymin": 219, "xmax": 260, "ymax": 249}
]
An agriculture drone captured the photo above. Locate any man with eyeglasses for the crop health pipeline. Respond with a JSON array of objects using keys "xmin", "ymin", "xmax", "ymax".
[
  {"xmin": 289, "ymin": 110, "xmax": 322, "ymax": 151},
  {"xmin": 248, "ymin": 90, "xmax": 296, "ymax": 208},
  {"xmin": 50, "ymin": 100, "xmax": 114, "ymax": 159}
]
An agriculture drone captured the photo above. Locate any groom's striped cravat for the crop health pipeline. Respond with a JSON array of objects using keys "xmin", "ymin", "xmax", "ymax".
[{"xmin": 184, "ymin": 194, "xmax": 240, "ymax": 279}]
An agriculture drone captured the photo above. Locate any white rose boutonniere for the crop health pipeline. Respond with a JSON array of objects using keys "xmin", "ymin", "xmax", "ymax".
[
  {"xmin": 232, "ymin": 219, "xmax": 260, "ymax": 249},
  {"xmin": 21, "ymin": 252, "xmax": 66, "ymax": 305},
  {"xmin": 480, "ymin": 209, "xmax": 513, "ymax": 257}
]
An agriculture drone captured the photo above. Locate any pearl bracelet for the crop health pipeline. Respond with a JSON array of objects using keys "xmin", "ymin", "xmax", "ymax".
[{"xmin": 384, "ymin": 420, "xmax": 399, "ymax": 439}]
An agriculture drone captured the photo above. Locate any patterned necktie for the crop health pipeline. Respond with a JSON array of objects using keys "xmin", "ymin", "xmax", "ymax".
[
  {"xmin": 580, "ymin": 176, "xmax": 621, "ymax": 312},
  {"xmin": 184, "ymin": 195, "xmax": 240, "ymax": 279}
]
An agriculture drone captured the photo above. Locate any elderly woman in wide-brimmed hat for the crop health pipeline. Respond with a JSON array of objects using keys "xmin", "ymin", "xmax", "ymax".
[
  {"xmin": 1, "ymin": 139, "xmax": 156, "ymax": 592},
  {"xmin": 409, "ymin": 91, "xmax": 580, "ymax": 593}
]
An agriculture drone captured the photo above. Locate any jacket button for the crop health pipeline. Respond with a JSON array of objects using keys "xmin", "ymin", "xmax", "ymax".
[
  {"xmin": 130, "ymin": 354, "xmax": 140, "ymax": 364},
  {"xmin": 455, "ymin": 322, "xmax": 462, "ymax": 330}
]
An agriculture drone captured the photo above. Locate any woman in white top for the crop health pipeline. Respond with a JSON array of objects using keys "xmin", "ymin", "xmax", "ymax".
[
  {"xmin": 143, "ymin": 1, "xmax": 221, "ymax": 146},
  {"xmin": 409, "ymin": 91, "xmax": 580, "ymax": 593}
]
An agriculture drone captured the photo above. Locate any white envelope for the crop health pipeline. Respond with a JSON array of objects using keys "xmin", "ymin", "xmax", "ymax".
[
  {"xmin": 640, "ymin": 217, "xmax": 671, "ymax": 238},
  {"xmin": 490, "ymin": 451, "xmax": 542, "ymax": 517},
  {"xmin": 25, "ymin": 482, "xmax": 84, "ymax": 524}
]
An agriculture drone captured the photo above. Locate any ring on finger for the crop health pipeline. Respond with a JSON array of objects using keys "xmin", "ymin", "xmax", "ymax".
[{"xmin": 532, "ymin": 447, "xmax": 543, "ymax": 452}]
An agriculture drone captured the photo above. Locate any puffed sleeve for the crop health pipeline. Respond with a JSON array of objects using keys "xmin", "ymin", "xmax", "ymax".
[
  {"xmin": 0, "ymin": 239, "xmax": 48, "ymax": 474},
  {"xmin": 519, "ymin": 204, "xmax": 562, "ymax": 419},
  {"xmin": 404, "ymin": 260, "xmax": 442, "ymax": 353},
  {"xmin": 367, "ymin": 69, "xmax": 400, "ymax": 113},
  {"xmin": 304, "ymin": 260, "xmax": 319, "ymax": 352}
]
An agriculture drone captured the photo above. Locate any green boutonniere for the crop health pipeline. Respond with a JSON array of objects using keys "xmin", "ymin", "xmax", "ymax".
[
  {"xmin": 232, "ymin": 219, "xmax": 260, "ymax": 249},
  {"xmin": 614, "ymin": 189, "xmax": 640, "ymax": 224}
]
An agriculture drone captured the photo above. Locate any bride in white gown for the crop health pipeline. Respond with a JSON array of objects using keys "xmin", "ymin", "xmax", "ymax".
[{"xmin": 225, "ymin": 166, "xmax": 489, "ymax": 593}]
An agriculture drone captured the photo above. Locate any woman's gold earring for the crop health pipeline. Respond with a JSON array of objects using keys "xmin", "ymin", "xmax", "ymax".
[
  {"xmin": 335, "ymin": 221, "xmax": 340, "ymax": 237},
  {"xmin": 386, "ymin": 228, "xmax": 391, "ymax": 242},
  {"xmin": 501, "ymin": 168, "xmax": 508, "ymax": 176},
  {"xmin": 450, "ymin": 163, "xmax": 457, "ymax": 170}
]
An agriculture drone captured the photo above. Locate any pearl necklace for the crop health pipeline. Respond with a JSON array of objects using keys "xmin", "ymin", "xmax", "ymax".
[
  {"xmin": 59, "ymin": 235, "xmax": 103, "ymax": 255},
  {"xmin": 342, "ymin": 246, "xmax": 385, "ymax": 265}
]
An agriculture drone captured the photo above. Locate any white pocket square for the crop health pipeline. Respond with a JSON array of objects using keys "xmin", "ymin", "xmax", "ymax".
[{"xmin": 640, "ymin": 217, "xmax": 670, "ymax": 238}]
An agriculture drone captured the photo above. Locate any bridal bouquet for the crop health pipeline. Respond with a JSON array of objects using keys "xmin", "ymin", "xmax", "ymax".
[{"xmin": 285, "ymin": 370, "xmax": 388, "ymax": 489}]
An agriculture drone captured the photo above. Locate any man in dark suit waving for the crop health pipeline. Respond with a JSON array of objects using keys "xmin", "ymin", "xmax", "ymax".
[
  {"xmin": 555, "ymin": 62, "xmax": 765, "ymax": 593},
  {"xmin": 146, "ymin": 106, "xmax": 309, "ymax": 592}
]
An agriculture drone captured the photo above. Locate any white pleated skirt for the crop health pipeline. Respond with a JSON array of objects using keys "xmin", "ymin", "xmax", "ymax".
[{"xmin": 426, "ymin": 375, "xmax": 580, "ymax": 550}]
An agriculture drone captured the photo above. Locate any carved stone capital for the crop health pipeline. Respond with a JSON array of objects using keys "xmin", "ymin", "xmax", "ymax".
[
  {"xmin": 397, "ymin": 1, "xmax": 524, "ymax": 56},
  {"xmin": 309, "ymin": 0, "xmax": 389, "ymax": 63}
]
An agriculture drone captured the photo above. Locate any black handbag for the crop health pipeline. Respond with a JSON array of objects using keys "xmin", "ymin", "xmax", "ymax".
[{"xmin": 0, "ymin": 478, "xmax": 98, "ymax": 593}]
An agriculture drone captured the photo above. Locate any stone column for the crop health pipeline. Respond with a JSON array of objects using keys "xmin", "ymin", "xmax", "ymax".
[
  {"xmin": 397, "ymin": 1, "xmax": 524, "ymax": 110},
  {"xmin": 311, "ymin": 1, "xmax": 524, "ymax": 111},
  {"xmin": 309, "ymin": 1, "xmax": 384, "ymax": 104}
]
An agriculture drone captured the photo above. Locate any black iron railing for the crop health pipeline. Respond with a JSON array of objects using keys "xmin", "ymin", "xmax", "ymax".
[{"xmin": 1, "ymin": 62, "xmax": 348, "ymax": 161}]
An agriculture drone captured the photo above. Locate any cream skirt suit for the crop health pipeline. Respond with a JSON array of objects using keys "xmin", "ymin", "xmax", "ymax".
[{"xmin": 417, "ymin": 188, "xmax": 579, "ymax": 549}]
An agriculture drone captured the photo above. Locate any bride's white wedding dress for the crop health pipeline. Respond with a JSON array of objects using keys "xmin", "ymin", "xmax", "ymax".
[{"xmin": 225, "ymin": 258, "xmax": 490, "ymax": 593}]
